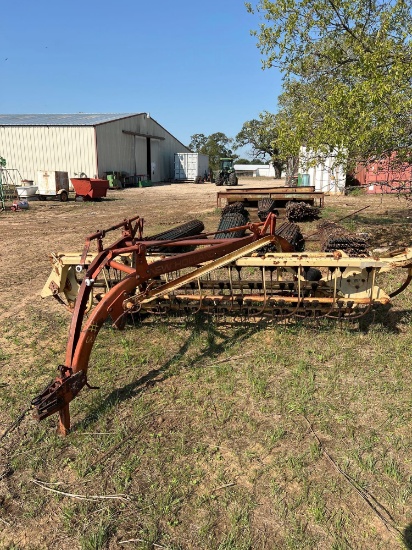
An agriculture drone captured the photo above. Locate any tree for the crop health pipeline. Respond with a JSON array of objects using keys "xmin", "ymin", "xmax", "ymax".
[
  {"xmin": 235, "ymin": 112, "xmax": 284, "ymax": 176},
  {"xmin": 247, "ymin": 0, "xmax": 412, "ymax": 170},
  {"xmin": 188, "ymin": 134, "xmax": 208, "ymax": 153},
  {"xmin": 251, "ymin": 158, "xmax": 270, "ymax": 165},
  {"xmin": 189, "ymin": 132, "xmax": 237, "ymax": 170}
]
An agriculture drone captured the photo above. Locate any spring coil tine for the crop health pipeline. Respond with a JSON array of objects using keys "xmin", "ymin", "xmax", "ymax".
[
  {"xmin": 252, "ymin": 267, "xmax": 269, "ymax": 317},
  {"xmin": 228, "ymin": 265, "xmax": 236, "ymax": 313},
  {"xmin": 346, "ymin": 303, "xmax": 372, "ymax": 320},
  {"xmin": 325, "ymin": 267, "xmax": 376, "ymax": 321},
  {"xmin": 312, "ymin": 273, "xmax": 340, "ymax": 320},
  {"xmin": 272, "ymin": 266, "xmax": 303, "ymax": 320},
  {"xmin": 136, "ymin": 264, "xmax": 383, "ymax": 323},
  {"xmin": 293, "ymin": 277, "xmax": 336, "ymax": 320},
  {"xmin": 338, "ymin": 267, "xmax": 376, "ymax": 321},
  {"xmin": 101, "ymin": 265, "xmax": 110, "ymax": 294},
  {"xmin": 189, "ymin": 278, "xmax": 203, "ymax": 316},
  {"xmin": 325, "ymin": 268, "xmax": 339, "ymax": 319}
]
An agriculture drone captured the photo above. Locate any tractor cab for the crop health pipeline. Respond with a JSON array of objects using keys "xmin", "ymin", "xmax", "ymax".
[{"xmin": 220, "ymin": 158, "xmax": 234, "ymax": 171}]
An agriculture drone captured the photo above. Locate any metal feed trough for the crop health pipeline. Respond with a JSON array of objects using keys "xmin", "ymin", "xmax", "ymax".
[{"xmin": 70, "ymin": 177, "xmax": 109, "ymax": 200}]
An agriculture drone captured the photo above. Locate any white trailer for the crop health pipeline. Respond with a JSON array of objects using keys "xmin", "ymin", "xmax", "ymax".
[
  {"xmin": 174, "ymin": 153, "xmax": 209, "ymax": 182},
  {"xmin": 36, "ymin": 170, "xmax": 70, "ymax": 201}
]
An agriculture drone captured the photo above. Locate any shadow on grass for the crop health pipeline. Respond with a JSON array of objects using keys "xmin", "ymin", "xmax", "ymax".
[
  {"xmin": 73, "ymin": 301, "xmax": 412, "ymax": 431},
  {"xmin": 358, "ymin": 304, "xmax": 412, "ymax": 334},
  {"xmin": 403, "ymin": 524, "xmax": 412, "ymax": 549},
  {"xmin": 74, "ymin": 316, "xmax": 255, "ymax": 432}
]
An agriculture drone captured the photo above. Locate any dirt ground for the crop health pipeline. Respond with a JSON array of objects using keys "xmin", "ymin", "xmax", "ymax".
[{"xmin": 2, "ymin": 178, "xmax": 412, "ymax": 549}]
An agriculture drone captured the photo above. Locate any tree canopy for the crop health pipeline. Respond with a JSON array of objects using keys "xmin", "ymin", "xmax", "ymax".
[
  {"xmin": 247, "ymin": 0, "xmax": 412, "ymax": 169},
  {"xmin": 235, "ymin": 112, "xmax": 284, "ymax": 176},
  {"xmin": 188, "ymin": 132, "xmax": 237, "ymax": 170}
]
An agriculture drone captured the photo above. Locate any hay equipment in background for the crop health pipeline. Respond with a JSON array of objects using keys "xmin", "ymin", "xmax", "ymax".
[
  {"xmin": 258, "ymin": 198, "xmax": 279, "ymax": 222},
  {"xmin": 318, "ymin": 221, "xmax": 369, "ymax": 256},
  {"xmin": 0, "ymin": 166, "xmax": 19, "ymax": 211},
  {"xmin": 286, "ymin": 201, "xmax": 321, "ymax": 222}
]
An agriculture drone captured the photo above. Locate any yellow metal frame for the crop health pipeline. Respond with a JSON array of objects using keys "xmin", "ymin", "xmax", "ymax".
[{"xmin": 41, "ymin": 247, "xmax": 412, "ymax": 314}]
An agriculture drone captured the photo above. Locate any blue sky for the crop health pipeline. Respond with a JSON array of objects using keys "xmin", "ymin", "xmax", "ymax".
[{"xmin": 1, "ymin": 0, "xmax": 282, "ymax": 155}]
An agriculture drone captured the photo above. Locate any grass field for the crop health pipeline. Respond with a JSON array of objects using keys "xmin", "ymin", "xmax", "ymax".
[{"xmin": 1, "ymin": 183, "xmax": 412, "ymax": 549}]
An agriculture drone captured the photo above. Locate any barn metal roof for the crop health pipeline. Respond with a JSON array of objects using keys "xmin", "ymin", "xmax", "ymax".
[{"xmin": 0, "ymin": 113, "xmax": 144, "ymax": 126}]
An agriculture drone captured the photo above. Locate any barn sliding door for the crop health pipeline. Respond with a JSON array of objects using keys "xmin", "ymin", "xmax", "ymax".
[
  {"xmin": 134, "ymin": 136, "xmax": 147, "ymax": 177},
  {"xmin": 150, "ymin": 139, "xmax": 160, "ymax": 182}
]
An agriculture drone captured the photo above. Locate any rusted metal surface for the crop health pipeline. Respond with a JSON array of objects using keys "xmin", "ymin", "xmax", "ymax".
[
  {"xmin": 224, "ymin": 186, "xmax": 316, "ymax": 194},
  {"xmin": 355, "ymin": 154, "xmax": 412, "ymax": 193},
  {"xmin": 33, "ymin": 214, "xmax": 282, "ymax": 434},
  {"xmin": 216, "ymin": 188, "xmax": 325, "ymax": 207},
  {"xmin": 318, "ymin": 221, "xmax": 369, "ymax": 256},
  {"xmin": 286, "ymin": 201, "xmax": 321, "ymax": 222},
  {"xmin": 70, "ymin": 178, "xmax": 109, "ymax": 200},
  {"xmin": 31, "ymin": 366, "xmax": 87, "ymax": 421}
]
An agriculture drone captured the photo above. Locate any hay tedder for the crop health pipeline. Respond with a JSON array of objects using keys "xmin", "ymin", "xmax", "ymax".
[{"xmin": 34, "ymin": 213, "xmax": 412, "ymax": 435}]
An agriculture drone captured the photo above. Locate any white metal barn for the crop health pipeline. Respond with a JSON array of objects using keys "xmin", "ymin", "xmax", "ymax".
[
  {"xmin": 0, "ymin": 113, "xmax": 190, "ymax": 183},
  {"xmin": 234, "ymin": 163, "xmax": 277, "ymax": 178},
  {"xmin": 299, "ymin": 146, "xmax": 346, "ymax": 194}
]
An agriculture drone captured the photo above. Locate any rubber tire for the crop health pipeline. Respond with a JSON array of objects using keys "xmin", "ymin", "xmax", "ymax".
[
  {"xmin": 222, "ymin": 202, "xmax": 248, "ymax": 216},
  {"xmin": 215, "ymin": 174, "xmax": 223, "ymax": 186},
  {"xmin": 59, "ymin": 191, "xmax": 68, "ymax": 202},
  {"xmin": 146, "ymin": 219, "xmax": 205, "ymax": 253},
  {"xmin": 37, "ymin": 195, "xmax": 46, "ymax": 201},
  {"xmin": 258, "ymin": 198, "xmax": 276, "ymax": 212},
  {"xmin": 147, "ymin": 219, "xmax": 205, "ymax": 242},
  {"xmin": 304, "ymin": 268, "xmax": 322, "ymax": 282},
  {"xmin": 215, "ymin": 212, "xmax": 248, "ymax": 239},
  {"xmin": 228, "ymin": 172, "xmax": 238, "ymax": 186}
]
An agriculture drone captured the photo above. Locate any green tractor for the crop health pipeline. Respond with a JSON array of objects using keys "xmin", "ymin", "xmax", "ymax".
[{"xmin": 214, "ymin": 158, "xmax": 238, "ymax": 186}]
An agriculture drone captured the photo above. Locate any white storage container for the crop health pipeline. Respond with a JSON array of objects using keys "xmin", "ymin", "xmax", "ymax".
[{"xmin": 174, "ymin": 153, "xmax": 209, "ymax": 182}]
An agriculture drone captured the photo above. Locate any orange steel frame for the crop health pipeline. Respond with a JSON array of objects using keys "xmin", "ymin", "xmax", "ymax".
[{"xmin": 32, "ymin": 214, "xmax": 281, "ymax": 435}]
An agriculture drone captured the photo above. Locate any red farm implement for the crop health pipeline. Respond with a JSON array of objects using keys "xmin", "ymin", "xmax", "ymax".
[{"xmin": 34, "ymin": 213, "xmax": 412, "ymax": 435}]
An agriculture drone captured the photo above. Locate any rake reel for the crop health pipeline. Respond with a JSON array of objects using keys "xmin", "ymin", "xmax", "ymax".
[{"xmin": 34, "ymin": 213, "xmax": 412, "ymax": 435}]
